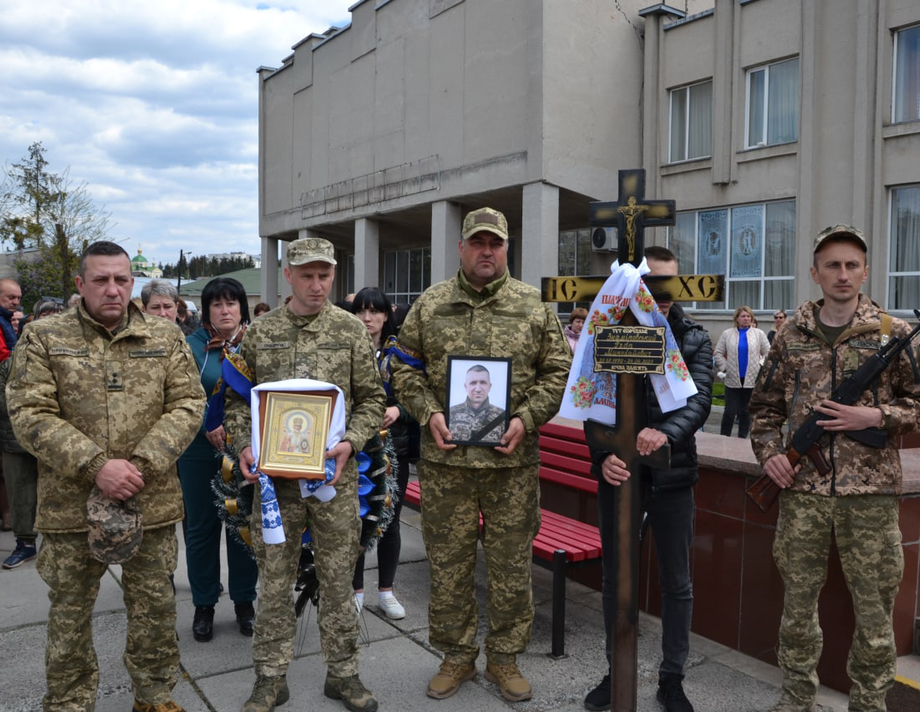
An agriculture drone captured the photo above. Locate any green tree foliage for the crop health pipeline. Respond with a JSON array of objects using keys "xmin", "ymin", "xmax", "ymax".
[
  {"xmin": 161, "ymin": 253, "xmax": 254, "ymax": 279},
  {"xmin": 0, "ymin": 143, "xmax": 112, "ymax": 309}
]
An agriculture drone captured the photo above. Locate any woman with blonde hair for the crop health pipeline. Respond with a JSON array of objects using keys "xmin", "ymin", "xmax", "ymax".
[{"xmin": 714, "ymin": 306, "xmax": 770, "ymax": 438}]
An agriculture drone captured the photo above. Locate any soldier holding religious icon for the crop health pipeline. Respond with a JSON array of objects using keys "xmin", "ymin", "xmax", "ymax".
[{"xmin": 223, "ymin": 236, "xmax": 386, "ymax": 712}]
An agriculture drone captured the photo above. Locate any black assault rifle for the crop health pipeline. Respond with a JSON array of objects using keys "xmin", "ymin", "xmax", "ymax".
[{"xmin": 746, "ymin": 309, "xmax": 920, "ymax": 512}]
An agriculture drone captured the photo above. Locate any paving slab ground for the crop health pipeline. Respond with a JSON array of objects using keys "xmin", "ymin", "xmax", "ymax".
[{"xmin": 0, "ymin": 504, "xmax": 850, "ymax": 712}]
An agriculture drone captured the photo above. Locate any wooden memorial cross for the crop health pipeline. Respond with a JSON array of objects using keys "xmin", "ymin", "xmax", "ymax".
[{"xmin": 542, "ymin": 169, "xmax": 722, "ymax": 712}]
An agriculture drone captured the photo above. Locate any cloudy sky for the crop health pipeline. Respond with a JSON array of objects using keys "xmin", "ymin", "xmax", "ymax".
[{"xmin": 0, "ymin": 0, "xmax": 354, "ymax": 268}]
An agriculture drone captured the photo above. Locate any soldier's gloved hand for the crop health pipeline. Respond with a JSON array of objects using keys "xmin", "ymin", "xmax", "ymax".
[
  {"xmin": 326, "ymin": 440, "xmax": 353, "ymax": 485},
  {"xmin": 428, "ymin": 412, "xmax": 457, "ymax": 451},
  {"xmin": 239, "ymin": 447, "xmax": 260, "ymax": 484},
  {"xmin": 95, "ymin": 459, "xmax": 145, "ymax": 501},
  {"xmin": 494, "ymin": 416, "xmax": 525, "ymax": 455}
]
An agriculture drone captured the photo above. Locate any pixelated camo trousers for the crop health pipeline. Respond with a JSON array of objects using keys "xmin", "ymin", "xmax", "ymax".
[
  {"xmin": 773, "ymin": 491, "xmax": 903, "ymax": 712},
  {"xmin": 419, "ymin": 460, "xmax": 540, "ymax": 663},
  {"xmin": 38, "ymin": 526, "xmax": 179, "ymax": 711}
]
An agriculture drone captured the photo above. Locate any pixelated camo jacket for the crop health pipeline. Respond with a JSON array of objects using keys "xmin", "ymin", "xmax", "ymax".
[
  {"xmin": 391, "ymin": 272, "xmax": 570, "ymax": 468},
  {"xmin": 749, "ymin": 294, "xmax": 920, "ymax": 497},
  {"xmin": 6, "ymin": 303, "xmax": 205, "ymax": 532}
]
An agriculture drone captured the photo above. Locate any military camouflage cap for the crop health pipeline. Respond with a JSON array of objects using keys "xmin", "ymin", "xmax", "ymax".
[
  {"xmin": 813, "ymin": 224, "xmax": 867, "ymax": 253},
  {"xmin": 462, "ymin": 207, "xmax": 509, "ymax": 241},
  {"xmin": 86, "ymin": 486, "xmax": 143, "ymax": 564},
  {"xmin": 288, "ymin": 237, "xmax": 337, "ymax": 266}
]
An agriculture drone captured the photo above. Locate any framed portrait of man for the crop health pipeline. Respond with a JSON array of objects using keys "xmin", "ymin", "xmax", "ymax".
[
  {"xmin": 444, "ymin": 356, "xmax": 511, "ymax": 446},
  {"xmin": 257, "ymin": 389, "xmax": 337, "ymax": 479}
]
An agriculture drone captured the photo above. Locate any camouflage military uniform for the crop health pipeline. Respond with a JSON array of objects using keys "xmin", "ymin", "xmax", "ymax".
[
  {"xmin": 448, "ymin": 398, "xmax": 506, "ymax": 443},
  {"xmin": 750, "ymin": 294, "xmax": 920, "ymax": 711},
  {"xmin": 7, "ymin": 302, "xmax": 204, "ymax": 710},
  {"xmin": 223, "ymin": 302, "xmax": 385, "ymax": 679},
  {"xmin": 391, "ymin": 269, "xmax": 569, "ymax": 664}
]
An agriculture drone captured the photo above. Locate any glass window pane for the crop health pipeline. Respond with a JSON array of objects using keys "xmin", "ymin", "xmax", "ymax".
[
  {"xmin": 748, "ymin": 69, "xmax": 765, "ymax": 146},
  {"xmin": 688, "ymin": 82, "xmax": 712, "ymax": 159},
  {"xmin": 576, "ymin": 229, "xmax": 593, "ymax": 274},
  {"xmin": 763, "ymin": 279, "xmax": 794, "ymax": 312},
  {"xmin": 729, "ymin": 281, "xmax": 760, "ymax": 311},
  {"xmin": 409, "ymin": 249, "xmax": 422, "ymax": 292},
  {"xmin": 890, "ymin": 275, "xmax": 920, "ymax": 311},
  {"xmin": 764, "ymin": 201, "xmax": 796, "ymax": 277},
  {"xmin": 670, "ymin": 88, "xmax": 687, "ymax": 162},
  {"xmin": 767, "ymin": 58, "xmax": 799, "ymax": 145},
  {"xmin": 423, "ymin": 248, "xmax": 431, "ymax": 290},
  {"xmin": 891, "ymin": 186, "xmax": 920, "ymax": 273},
  {"xmin": 396, "ymin": 251, "xmax": 409, "ymax": 293},
  {"xmin": 894, "ymin": 25, "xmax": 920, "ymax": 124},
  {"xmin": 697, "ymin": 209, "xmax": 728, "ymax": 274},
  {"xmin": 559, "ymin": 230, "xmax": 575, "ymax": 275},
  {"xmin": 669, "ymin": 213, "xmax": 696, "ymax": 273},
  {"xmin": 730, "ymin": 205, "xmax": 764, "ymax": 279},
  {"xmin": 384, "ymin": 252, "xmax": 396, "ymax": 294}
]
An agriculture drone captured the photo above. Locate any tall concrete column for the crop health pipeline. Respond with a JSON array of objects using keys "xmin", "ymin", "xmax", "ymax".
[
  {"xmin": 260, "ymin": 237, "xmax": 279, "ymax": 307},
  {"xmin": 431, "ymin": 200, "xmax": 461, "ymax": 283},
  {"xmin": 354, "ymin": 218, "xmax": 380, "ymax": 291},
  {"xmin": 521, "ymin": 181, "xmax": 559, "ymax": 289}
]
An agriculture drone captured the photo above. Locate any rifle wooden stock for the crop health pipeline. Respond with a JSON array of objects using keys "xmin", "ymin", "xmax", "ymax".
[{"xmin": 745, "ymin": 443, "xmax": 829, "ymax": 513}]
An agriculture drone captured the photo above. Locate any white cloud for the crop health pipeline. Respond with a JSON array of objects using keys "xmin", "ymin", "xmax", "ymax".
[{"xmin": 0, "ymin": 0, "xmax": 354, "ymax": 268}]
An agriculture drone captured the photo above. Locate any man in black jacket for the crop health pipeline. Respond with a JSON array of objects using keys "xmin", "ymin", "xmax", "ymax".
[{"xmin": 584, "ymin": 246, "xmax": 713, "ymax": 712}]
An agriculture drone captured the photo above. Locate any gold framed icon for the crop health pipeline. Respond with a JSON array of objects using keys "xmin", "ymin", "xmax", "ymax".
[{"xmin": 257, "ymin": 389, "xmax": 337, "ymax": 479}]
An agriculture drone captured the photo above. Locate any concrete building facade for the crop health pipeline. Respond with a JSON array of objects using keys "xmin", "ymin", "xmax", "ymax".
[{"xmin": 258, "ymin": 0, "xmax": 920, "ymax": 335}]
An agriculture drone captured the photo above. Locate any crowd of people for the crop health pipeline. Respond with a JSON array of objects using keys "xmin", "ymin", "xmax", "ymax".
[{"xmin": 0, "ymin": 215, "xmax": 915, "ymax": 712}]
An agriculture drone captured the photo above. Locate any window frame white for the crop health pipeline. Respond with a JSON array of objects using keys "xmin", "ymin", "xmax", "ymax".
[
  {"xmin": 744, "ymin": 57, "xmax": 800, "ymax": 149},
  {"xmin": 668, "ymin": 80, "xmax": 713, "ymax": 163}
]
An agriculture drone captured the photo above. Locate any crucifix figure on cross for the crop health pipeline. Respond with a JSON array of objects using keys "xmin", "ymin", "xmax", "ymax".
[{"xmin": 546, "ymin": 169, "xmax": 721, "ymax": 712}]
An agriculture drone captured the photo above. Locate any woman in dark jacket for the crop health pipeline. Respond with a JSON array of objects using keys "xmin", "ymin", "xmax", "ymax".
[
  {"xmin": 178, "ymin": 278, "xmax": 258, "ymax": 641},
  {"xmin": 350, "ymin": 287, "xmax": 415, "ymax": 619}
]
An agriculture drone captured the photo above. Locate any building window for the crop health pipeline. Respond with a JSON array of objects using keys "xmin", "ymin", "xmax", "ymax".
[
  {"xmin": 383, "ymin": 247, "xmax": 431, "ymax": 304},
  {"xmin": 894, "ymin": 25, "xmax": 920, "ymax": 124},
  {"xmin": 557, "ymin": 228, "xmax": 594, "ymax": 314},
  {"xmin": 669, "ymin": 81, "xmax": 712, "ymax": 162},
  {"xmin": 668, "ymin": 200, "xmax": 796, "ymax": 312},
  {"xmin": 889, "ymin": 186, "xmax": 920, "ymax": 312},
  {"xmin": 745, "ymin": 58, "xmax": 799, "ymax": 148}
]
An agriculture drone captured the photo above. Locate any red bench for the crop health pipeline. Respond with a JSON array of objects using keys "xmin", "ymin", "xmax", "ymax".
[{"xmin": 403, "ymin": 421, "xmax": 600, "ymax": 658}]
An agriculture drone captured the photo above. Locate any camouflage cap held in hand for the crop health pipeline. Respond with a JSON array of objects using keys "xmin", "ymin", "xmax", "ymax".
[
  {"xmin": 813, "ymin": 224, "xmax": 867, "ymax": 254},
  {"xmin": 287, "ymin": 237, "xmax": 337, "ymax": 266},
  {"xmin": 86, "ymin": 486, "xmax": 143, "ymax": 564},
  {"xmin": 462, "ymin": 207, "xmax": 509, "ymax": 241}
]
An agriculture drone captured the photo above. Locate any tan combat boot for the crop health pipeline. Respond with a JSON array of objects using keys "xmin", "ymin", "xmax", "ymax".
[
  {"xmin": 241, "ymin": 675, "xmax": 290, "ymax": 712},
  {"xmin": 426, "ymin": 659, "xmax": 477, "ymax": 699},
  {"xmin": 131, "ymin": 702, "xmax": 184, "ymax": 712},
  {"xmin": 485, "ymin": 660, "xmax": 532, "ymax": 702}
]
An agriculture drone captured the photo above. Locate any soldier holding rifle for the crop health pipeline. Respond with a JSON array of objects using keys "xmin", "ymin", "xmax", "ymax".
[{"xmin": 750, "ymin": 225, "xmax": 920, "ymax": 712}]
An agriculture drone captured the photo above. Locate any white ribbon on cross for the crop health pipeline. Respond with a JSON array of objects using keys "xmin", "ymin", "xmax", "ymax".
[{"xmin": 558, "ymin": 259, "xmax": 697, "ymax": 424}]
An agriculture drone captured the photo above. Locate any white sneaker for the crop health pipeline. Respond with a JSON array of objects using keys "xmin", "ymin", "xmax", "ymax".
[
  {"xmin": 378, "ymin": 591, "xmax": 406, "ymax": 620},
  {"xmin": 354, "ymin": 591, "xmax": 364, "ymax": 614}
]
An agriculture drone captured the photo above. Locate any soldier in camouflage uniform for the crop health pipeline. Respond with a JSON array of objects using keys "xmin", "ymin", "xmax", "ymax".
[
  {"xmin": 6, "ymin": 241, "xmax": 205, "ymax": 712},
  {"xmin": 447, "ymin": 364, "xmax": 506, "ymax": 443},
  {"xmin": 750, "ymin": 225, "xmax": 920, "ymax": 712},
  {"xmin": 223, "ymin": 237, "xmax": 385, "ymax": 712},
  {"xmin": 390, "ymin": 207, "xmax": 570, "ymax": 702}
]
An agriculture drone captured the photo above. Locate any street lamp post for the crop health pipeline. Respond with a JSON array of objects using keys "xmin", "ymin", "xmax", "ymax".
[{"xmin": 177, "ymin": 249, "xmax": 193, "ymax": 292}]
